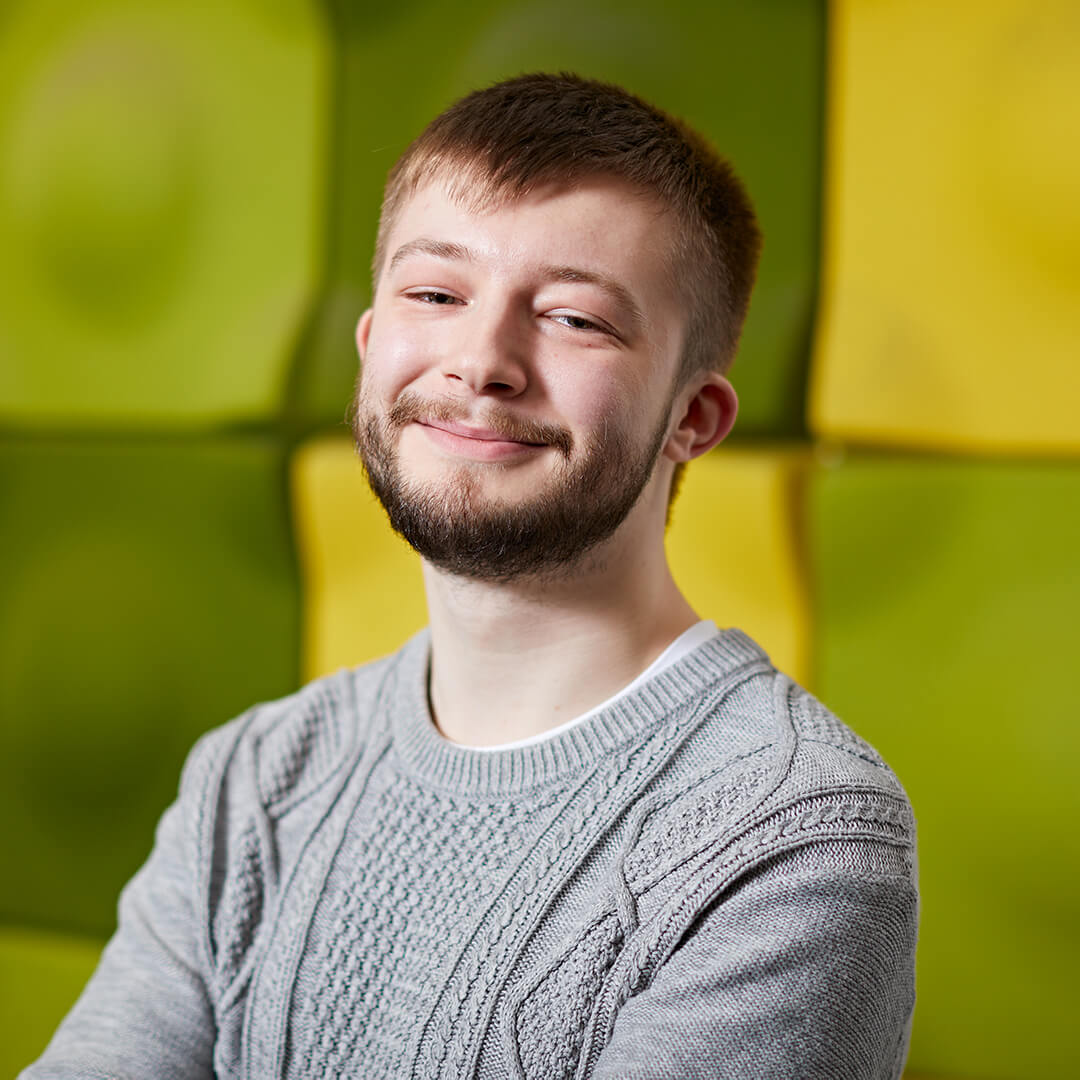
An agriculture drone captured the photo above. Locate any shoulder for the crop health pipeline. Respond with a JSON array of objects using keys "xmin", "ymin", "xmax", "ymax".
[
  {"xmin": 758, "ymin": 674, "xmax": 916, "ymax": 883},
  {"xmin": 782, "ymin": 676, "xmax": 906, "ymax": 791},
  {"xmin": 179, "ymin": 640, "xmax": 414, "ymax": 820},
  {"xmin": 163, "ymin": 639, "xmax": 420, "ymax": 999},
  {"xmin": 626, "ymin": 650, "xmax": 916, "ymax": 899},
  {"xmin": 686, "ymin": 643, "xmax": 911, "ymax": 811}
]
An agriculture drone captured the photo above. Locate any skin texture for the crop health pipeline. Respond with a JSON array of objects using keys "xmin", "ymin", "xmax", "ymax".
[{"xmin": 353, "ymin": 176, "xmax": 738, "ymax": 746}]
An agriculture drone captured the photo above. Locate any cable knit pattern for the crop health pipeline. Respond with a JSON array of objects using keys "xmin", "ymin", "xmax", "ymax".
[
  {"xmin": 23, "ymin": 628, "xmax": 918, "ymax": 1080},
  {"xmin": 789, "ymin": 680, "xmax": 888, "ymax": 767},
  {"xmin": 622, "ymin": 754, "xmax": 774, "ymax": 887},
  {"xmin": 289, "ymin": 772, "xmax": 571, "ymax": 1077},
  {"xmin": 254, "ymin": 674, "xmax": 356, "ymax": 814},
  {"xmin": 210, "ymin": 819, "xmax": 264, "ymax": 996},
  {"xmin": 513, "ymin": 913, "xmax": 625, "ymax": 1080}
]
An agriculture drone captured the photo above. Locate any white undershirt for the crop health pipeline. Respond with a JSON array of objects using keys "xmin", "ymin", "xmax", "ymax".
[{"xmin": 467, "ymin": 619, "xmax": 720, "ymax": 752}]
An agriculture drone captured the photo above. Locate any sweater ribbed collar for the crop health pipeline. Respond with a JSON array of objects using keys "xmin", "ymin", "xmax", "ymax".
[{"xmin": 387, "ymin": 627, "xmax": 770, "ymax": 798}]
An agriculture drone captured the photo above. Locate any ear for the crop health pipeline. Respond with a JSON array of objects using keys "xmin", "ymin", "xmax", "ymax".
[
  {"xmin": 355, "ymin": 308, "xmax": 374, "ymax": 361},
  {"xmin": 663, "ymin": 373, "xmax": 738, "ymax": 463}
]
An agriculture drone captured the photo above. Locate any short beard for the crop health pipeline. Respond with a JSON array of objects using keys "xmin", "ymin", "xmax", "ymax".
[{"xmin": 351, "ymin": 383, "xmax": 671, "ymax": 584}]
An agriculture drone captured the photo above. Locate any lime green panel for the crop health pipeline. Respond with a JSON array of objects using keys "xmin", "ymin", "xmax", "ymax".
[
  {"xmin": 0, "ymin": 0, "xmax": 328, "ymax": 427},
  {"xmin": 0, "ymin": 926, "xmax": 104, "ymax": 1077},
  {"xmin": 295, "ymin": 0, "xmax": 824, "ymax": 438},
  {"xmin": 811, "ymin": 455, "xmax": 1080, "ymax": 1078},
  {"xmin": 811, "ymin": 1, "xmax": 1080, "ymax": 452},
  {"xmin": 0, "ymin": 438, "xmax": 301, "ymax": 937}
]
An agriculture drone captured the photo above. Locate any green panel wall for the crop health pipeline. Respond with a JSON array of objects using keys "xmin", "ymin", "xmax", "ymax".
[
  {"xmin": 0, "ymin": 928, "xmax": 103, "ymax": 1075},
  {"xmin": 292, "ymin": 0, "xmax": 824, "ymax": 438},
  {"xmin": 811, "ymin": 455, "xmax": 1080, "ymax": 1079},
  {"xmin": 0, "ymin": 438, "xmax": 301, "ymax": 937},
  {"xmin": 0, "ymin": 0, "xmax": 327, "ymax": 428},
  {"xmin": 6, "ymin": 2, "xmax": 1077, "ymax": 1077}
]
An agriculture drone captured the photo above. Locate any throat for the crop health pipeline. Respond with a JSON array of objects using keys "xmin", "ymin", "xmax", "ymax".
[{"xmin": 427, "ymin": 612, "xmax": 707, "ymax": 749}]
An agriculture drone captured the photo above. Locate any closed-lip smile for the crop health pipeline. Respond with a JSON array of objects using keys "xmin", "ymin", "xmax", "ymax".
[
  {"xmin": 418, "ymin": 418, "xmax": 545, "ymax": 446},
  {"xmin": 414, "ymin": 417, "xmax": 548, "ymax": 462}
]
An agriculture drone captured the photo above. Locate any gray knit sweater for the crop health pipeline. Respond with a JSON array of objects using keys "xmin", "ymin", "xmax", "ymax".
[{"xmin": 25, "ymin": 627, "xmax": 917, "ymax": 1079}]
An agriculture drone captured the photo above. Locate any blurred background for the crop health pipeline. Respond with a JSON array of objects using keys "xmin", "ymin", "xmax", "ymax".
[{"xmin": 1, "ymin": 0, "xmax": 1077, "ymax": 1075}]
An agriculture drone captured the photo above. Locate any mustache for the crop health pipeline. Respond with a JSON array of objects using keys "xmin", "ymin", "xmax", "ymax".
[{"xmin": 387, "ymin": 391, "xmax": 574, "ymax": 456}]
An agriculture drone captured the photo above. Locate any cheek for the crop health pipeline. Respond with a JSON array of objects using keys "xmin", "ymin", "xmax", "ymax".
[
  {"xmin": 571, "ymin": 385, "xmax": 643, "ymax": 447},
  {"xmin": 544, "ymin": 352, "xmax": 637, "ymax": 418},
  {"xmin": 362, "ymin": 324, "xmax": 433, "ymax": 400}
]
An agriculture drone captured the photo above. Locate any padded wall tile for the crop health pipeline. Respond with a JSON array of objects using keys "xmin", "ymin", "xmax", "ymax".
[
  {"xmin": 0, "ymin": 0, "xmax": 327, "ymax": 427},
  {"xmin": 668, "ymin": 445, "xmax": 811, "ymax": 684},
  {"xmin": 0, "ymin": 927, "xmax": 103, "ymax": 1076},
  {"xmin": 293, "ymin": 437, "xmax": 810, "ymax": 686},
  {"xmin": 0, "ymin": 439, "xmax": 300, "ymax": 937},
  {"xmin": 812, "ymin": 1, "xmax": 1080, "ymax": 452},
  {"xmin": 292, "ymin": 435, "xmax": 427, "ymax": 680},
  {"xmin": 296, "ymin": 0, "xmax": 824, "ymax": 438},
  {"xmin": 810, "ymin": 454, "xmax": 1080, "ymax": 1077}
]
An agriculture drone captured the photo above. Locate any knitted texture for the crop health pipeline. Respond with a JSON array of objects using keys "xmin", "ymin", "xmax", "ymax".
[
  {"xmin": 23, "ymin": 628, "xmax": 917, "ymax": 1080},
  {"xmin": 289, "ymin": 770, "xmax": 571, "ymax": 1076}
]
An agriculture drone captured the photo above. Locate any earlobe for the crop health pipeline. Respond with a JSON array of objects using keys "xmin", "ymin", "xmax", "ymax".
[
  {"xmin": 355, "ymin": 308, "xmax": 374, "ymax": 361},
  {"xmin": 663, "ymin": 374, "xmax": 738, "ymax": 463}
]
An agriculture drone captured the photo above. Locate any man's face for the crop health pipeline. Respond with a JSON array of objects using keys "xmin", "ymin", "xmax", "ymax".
[{"xmin": 352, "ymin": 175, "xmax": 689, "ymax": 581}]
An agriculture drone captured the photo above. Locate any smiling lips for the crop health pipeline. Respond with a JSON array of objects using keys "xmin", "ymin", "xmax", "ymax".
[{"xmin": 416, "ymin": 418, "xmax": 547, "ymax": 461}]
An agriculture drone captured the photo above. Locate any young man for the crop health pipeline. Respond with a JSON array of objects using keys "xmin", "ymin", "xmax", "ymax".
[{"xmin": 26, "ymin": 74, "xmax": 917, "ymax": 1079}]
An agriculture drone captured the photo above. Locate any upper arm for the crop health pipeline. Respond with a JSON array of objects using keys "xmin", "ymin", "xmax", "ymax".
[{"xmin": 592, "ymin": 840, "xmax": 918, "ymax": 1080}]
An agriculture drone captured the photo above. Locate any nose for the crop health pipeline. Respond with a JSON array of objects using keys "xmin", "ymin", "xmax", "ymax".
[{"xmin": 439, "ymin": 300, "xmax": 528, "ymax": 397}]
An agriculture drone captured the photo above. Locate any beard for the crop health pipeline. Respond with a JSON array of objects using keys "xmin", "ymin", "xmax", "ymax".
[{"xmin": 351, "ymin": 377, "xmax": 672, "ymax": 583}]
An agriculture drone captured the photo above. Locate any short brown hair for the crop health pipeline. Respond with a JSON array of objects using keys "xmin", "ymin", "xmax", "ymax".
[{"xmin": 372, "ymin": 72, "xmax": 762, "ymax": 386}]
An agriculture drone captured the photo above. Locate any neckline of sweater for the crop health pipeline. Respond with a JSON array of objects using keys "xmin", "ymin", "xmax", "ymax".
[{"xmin": 384, "ymin": 626, "xmax": 772, "ymax": 798}]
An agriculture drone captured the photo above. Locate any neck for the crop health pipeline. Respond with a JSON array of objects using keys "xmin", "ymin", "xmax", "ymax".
[{"xmin": 423, "ymin": 507, "xmax": 700, "ymax": 747}]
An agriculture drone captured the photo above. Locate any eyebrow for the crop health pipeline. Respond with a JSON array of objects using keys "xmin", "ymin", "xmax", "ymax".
[
  {"xmin": 388, "ymin": 238, "xmax": 473, "ymax": 274},
  {"xmin": 387, "ymin": 238, "xmax": 647, "ymax": 334}
]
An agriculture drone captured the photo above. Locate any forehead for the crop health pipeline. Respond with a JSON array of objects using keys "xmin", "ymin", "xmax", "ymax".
[{"xmin": 380, "ymin": 175, "xmax": 681, "ymax": 303}]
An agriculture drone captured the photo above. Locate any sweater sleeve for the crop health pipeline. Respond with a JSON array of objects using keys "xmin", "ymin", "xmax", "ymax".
[
  {"xmin": 591, "ymin": 839, "xmax": 918, "ymax": 1080},
  {"xmin": 19, "ymin": 732, "xmax": 223, "ymax": 1080}
]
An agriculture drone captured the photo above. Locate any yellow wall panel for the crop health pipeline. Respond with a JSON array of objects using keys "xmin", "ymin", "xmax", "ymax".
[
  {"xmin": 667, "ymin": 445, "xmax": 811, "ymax": 685},
  {"xmin": 295, "ymin": 438, "xmax": 809, "ymax": 687},
  {"xmin": 292, "ymin": 436, "xmax": 427, "ymax": 682},
  {"xmin": 812, "ymin": 0, "xmax": 1080, "ymax": 453}
]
